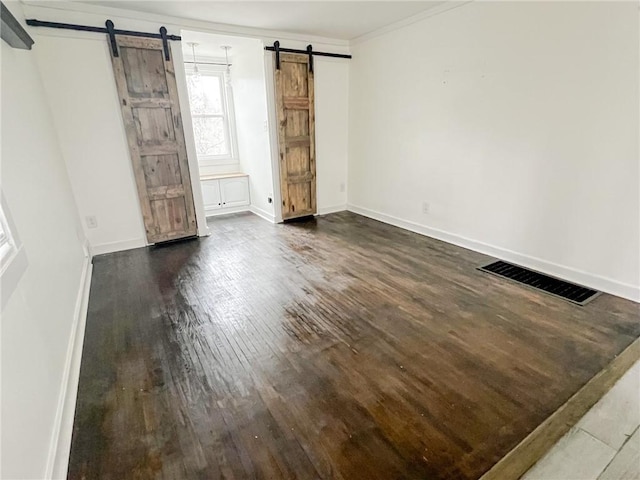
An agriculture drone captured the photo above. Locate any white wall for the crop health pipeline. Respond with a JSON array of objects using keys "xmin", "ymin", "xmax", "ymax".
[
  {"xmin": 1, "ymin": 2, "xmax": 88, "ymax": 478},
  {"xmin": 231, "ymin": 38, "xmax": 276, "ymax": 220},
  {"xmin": 315, "ymin": 57, "xmax": 349, "ymax": 213},
  {"xmin": 348, "ymin": 2, "xmax": 640, "ymax": 300},
  {"xmin": 34, "ymin": 33, "xmax": 148, "ymax": 254}
]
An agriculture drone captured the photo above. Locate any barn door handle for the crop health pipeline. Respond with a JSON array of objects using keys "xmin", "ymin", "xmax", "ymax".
[{"xmin": 306, "ymin": 44, "xmax": 313, "ymax": 73}]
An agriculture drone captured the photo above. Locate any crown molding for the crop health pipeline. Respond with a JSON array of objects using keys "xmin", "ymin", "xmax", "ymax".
[{"xmin": 350, "ymin": 1, "xmax": 474, "ymax": 46}]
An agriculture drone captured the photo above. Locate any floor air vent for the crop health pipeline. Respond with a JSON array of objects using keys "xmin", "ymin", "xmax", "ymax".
[{"xmin": 478, "ymin": 260, "xmax": 600, "ymax": 305}]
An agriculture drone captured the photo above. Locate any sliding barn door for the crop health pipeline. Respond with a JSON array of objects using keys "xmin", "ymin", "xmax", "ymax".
[
  {"xmin": 111, "ymin": 36, "xmax": 197, "ymax": 243},
  {"xmin": 274, "ymin": 53, "xmax": 316, "ymax": 220}
]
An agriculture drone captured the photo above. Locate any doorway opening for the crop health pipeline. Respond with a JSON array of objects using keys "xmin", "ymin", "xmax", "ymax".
[{"xmin": 180, "ymin": 30, "xmax": 279, "ymax": 224}]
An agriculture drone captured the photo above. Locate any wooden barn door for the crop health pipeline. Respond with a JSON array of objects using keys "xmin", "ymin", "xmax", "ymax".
[
  {"xmin": 274, "ymin": 53, "xmax": 316, "ymax": 220},
  {"xmin": 111, "ymin": 36, "xmax": 197, "ymax": 243}
]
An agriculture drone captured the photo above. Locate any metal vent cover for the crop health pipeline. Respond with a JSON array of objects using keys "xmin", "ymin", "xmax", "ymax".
[{"xmin": 478, "ymin": 260, "xmax": 600, "ymax": 305}]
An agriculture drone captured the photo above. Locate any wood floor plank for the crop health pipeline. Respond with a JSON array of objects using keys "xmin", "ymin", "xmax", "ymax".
[{"xmin": 67, "ymin": 212, "xmax": 640, "ymax": 479}]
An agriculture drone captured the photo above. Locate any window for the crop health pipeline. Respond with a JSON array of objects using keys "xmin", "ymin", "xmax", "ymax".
[
  {"xmin": 185, "ymin": 65, "xmax": 237, "ymax": 166},
  {"xmin": 0, "ymin": 195, "xmax": 27, "ymax": 308}
]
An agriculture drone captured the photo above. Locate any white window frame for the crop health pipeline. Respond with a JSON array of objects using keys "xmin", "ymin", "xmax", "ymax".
[
  {"xmin": 0, "ymin": 193, "xmax": 27, "ymax": 310},
  {"xmin": 184, "ymin": 63, "xmax": 239, "ymax": 167}
]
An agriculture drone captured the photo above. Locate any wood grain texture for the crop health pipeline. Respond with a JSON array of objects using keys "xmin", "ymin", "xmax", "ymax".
[
  {"xmin": 111, "ymin": 36, "xmax": 197, "ymax": 244},
  {"xmin": 275, "ymin": 53, "xmax": 316, "ymax": 220},
  {"xmin": 68, "ymin": 212, "xmax": 640, "ymax": 479}
]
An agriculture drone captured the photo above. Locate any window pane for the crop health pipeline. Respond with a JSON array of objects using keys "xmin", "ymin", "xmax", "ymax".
[
  {"xmin": 192, "ymin": 117, "xmax": 229, "ymax": 156},
  {"xmin": 0, "ymin": 208, "xmax": 11, "ymax": 252},
  {"xmin": 186, "ymin": 74, "xmax": 223, "ymax": 115},
  {"xmin": 0, "ymin": 218, "xmax": 7, "ymax": 245}
]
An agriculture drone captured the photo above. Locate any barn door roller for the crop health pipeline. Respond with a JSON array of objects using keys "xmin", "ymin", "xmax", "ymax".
[
  {"xmin": 306, "ymin": 44, "xmax": 313, "ymax": 73},
  {"xmin": 25, "ymin": 18, "xmax": 180, "ymax": 60},
  {"xmin": 266, "ymin": 41, "xmax": 351, "ymax": 71}
]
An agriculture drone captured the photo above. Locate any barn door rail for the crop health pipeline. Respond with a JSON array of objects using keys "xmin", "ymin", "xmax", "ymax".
[
  {"xmin": 25, "ymin": 18, "xmax": 181, "ymax": 60},
  {"xmin": 266, "ymin": 41, "xmax": 351, "ymax": 71}
]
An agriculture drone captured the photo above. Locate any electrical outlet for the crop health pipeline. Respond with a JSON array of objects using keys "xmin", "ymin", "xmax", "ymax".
[
  {"xmin": 422, "ymin": 202, "xmax": 430, "ymax": 215},
  {"xmin": 86, "ymin": 215, "xmax": 98, "ymax": 229},
  {"xmin": 340, "ymin": 182, "xmax": 346, "ymax": 193}
]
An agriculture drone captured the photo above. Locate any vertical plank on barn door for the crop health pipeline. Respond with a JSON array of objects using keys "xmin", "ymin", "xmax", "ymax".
[
  {"xmin": 110, "ymin": 36, "xmax": 197, "ymax": 243},
  {"xmin": 274, "ymin": 53, "xmax": 316, "ymax": 220}
]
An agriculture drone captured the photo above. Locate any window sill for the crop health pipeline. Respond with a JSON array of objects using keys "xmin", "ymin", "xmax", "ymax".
[
  {"xmin": 200, "ymin": 172, "xmax": 248, "ymax": 181},
  {"xmin": 198, "ymin": 156, "xmax": 239, "ymax": 167}
]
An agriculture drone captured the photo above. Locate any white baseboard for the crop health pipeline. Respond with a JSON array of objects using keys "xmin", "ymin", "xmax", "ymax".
[
  {"xmin": 347, "ymin": 204, "xmax": 640, "ymax": 302},
  {"xmin": 91, "ymin": 237, "xmax": 146, "ymax": 256},
  {"xmin": 249, "ymin": 205, "xmax": 276, "ymax": 223},
  {"xmin": 92, "ymin": 228, "xmax": 213, "ymax": 254},
  {"xmin": 45, "ymin": 252, "xmax": 93, "ymax": 479},
  {"xmin": 317, "ymin": 204, "xmax": 348, "ymax": 215}
]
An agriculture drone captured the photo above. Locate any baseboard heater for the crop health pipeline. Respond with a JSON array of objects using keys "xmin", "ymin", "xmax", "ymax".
[{"xmin": 478, "ymin": 260, "xmax": 600, "ymax": 305}]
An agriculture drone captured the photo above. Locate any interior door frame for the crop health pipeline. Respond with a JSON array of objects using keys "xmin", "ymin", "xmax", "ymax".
[
  {"xmin": 263, "ymin": 50, "xmax": 285, "ymax": 223},
  {"xmin": 167, "ymin": 41, "xmax": 210, "ymax": 236},
  {"xmin": 174, "ymin": 36, "xmax": 311, "ymax": 226},
  {"xmin": 176, "ymin": 36, "xmax": 306, "ymax": 225}
]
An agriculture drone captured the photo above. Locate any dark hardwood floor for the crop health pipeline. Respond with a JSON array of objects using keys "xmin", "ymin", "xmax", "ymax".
[{"xmin": 68, "ymin": 212, "xmax": 640, "ymax": 480}]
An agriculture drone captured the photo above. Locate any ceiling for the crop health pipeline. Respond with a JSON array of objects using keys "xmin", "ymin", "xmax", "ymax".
[
  {"xmin": 181, "ymin": 31, "xmax": 261, "ymax": 59},
  {"xmin": 78, "ymin": 1, "xmax": 445, "ymax": 40}
]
